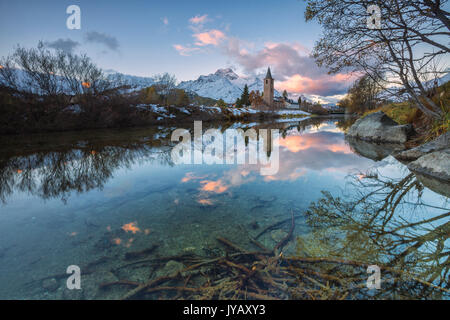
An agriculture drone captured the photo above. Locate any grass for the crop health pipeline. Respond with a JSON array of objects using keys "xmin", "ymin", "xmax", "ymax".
[
  {"xmin": 361, "ymin": 80, "xmax": 449, "ymax": 140},
  {"xmin": 362, "ymin": 102, "xmax": 420, "ymax": 125}
]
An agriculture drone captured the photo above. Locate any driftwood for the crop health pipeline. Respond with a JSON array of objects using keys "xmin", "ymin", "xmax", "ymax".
[
  {"xmin": 217, "ymin": 237, "xmax": 247, "ymax": 253},
  {"xmin": 255, "ymin": 214, "xmax": 301, "ymax": 240},
  {"xmin": 120, "ymin": 273, "xmax": 182, "ymax": 300},
  {"xmin": 89, "ymin": 213, "xmax": 449, "ymax": 299},
  {"xmin": 274, "ymin": 211, "xmax": 295, "ymax": 255}
]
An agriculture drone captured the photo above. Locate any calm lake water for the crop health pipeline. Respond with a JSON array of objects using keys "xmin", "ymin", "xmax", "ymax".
[{"xmin": 0, "ymin": 117, "xmax": 448, "ymax": 300}]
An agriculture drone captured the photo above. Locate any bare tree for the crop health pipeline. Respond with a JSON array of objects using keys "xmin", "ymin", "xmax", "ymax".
[
  {"xmin": 0, "ymin": 41, "xmax": 119, "ymax": 99},
  {"xmin": 305, "ymin": 0, "xmax": 450, "ymax": 119},
  {"xmin": 153, "ymin": 72, "xmax": 177, "ymax": 106},
  {"xmin": 344, "ymin": 74, "xmax": 384, "ymax": 113}
]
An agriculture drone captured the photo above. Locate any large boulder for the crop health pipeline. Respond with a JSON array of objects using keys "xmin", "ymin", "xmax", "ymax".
[
  {"xmin": 408, "ymin": 149, "xmax": 450, "ymax": 182},
  {"xmin": 347, "ymin": 112, "xmax": 414, "ymax": 143},
  {"xmin": 396, "ymin": 132, "xmax": 450, "ymax": 161}
]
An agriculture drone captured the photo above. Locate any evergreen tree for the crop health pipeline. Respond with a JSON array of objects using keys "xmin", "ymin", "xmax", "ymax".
[
  {"xmin": 283, "ymin": 90, "xmax": 289, "ymax": 101},
  {"xmin": 235, "ymin": 97, "xmax": 243, "ymax": 108},
  {"xmin": 240, "ymin": 84, "xmax": 250, "ymax": 106},
  {"xmin": 298, "ymin": 96, "xmax": 302, "ymax": 106}
]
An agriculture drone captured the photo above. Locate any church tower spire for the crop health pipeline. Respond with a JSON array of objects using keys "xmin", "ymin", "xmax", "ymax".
[
  {"xmin": 265, "ymin": 67, "xmax": 273, "ymax": 80},
  {"xmin": 263, "ymin": 67, "xmax": 274, "ymax": 106}
]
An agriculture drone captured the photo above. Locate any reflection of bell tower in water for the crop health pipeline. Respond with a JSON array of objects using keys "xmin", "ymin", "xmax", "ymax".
[
  {"xmin": 263, "ymin": 67, "xmax": 274, "ymax": 107},
  {"xmin": 260, "ymin": 130, "xmax": 273, "ymax": 159}
]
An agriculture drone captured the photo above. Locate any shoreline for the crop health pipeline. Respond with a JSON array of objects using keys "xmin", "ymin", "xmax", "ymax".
[{"xmin": 0, "ymin": 106, "xmax": 313, "ymax": 136}]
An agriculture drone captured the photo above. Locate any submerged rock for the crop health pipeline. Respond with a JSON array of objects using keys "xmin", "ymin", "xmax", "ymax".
[
  {"xmin": 408, "ymin": 149, "xmax": 450, "ymax": 182},
  {"xmin": 155, "ymin": 260, "xmax": 185, "ymax": 278},
  {"xmin": 347, "ymin": 112, "xmax": 414, "ymax": 143},
  {"xmin": 42, "ymin": 278, "xmax": 59, "ymax": 292},
  {"xmin": 396, "ymin": 132, "xmax": 450, "ymax": 161}
]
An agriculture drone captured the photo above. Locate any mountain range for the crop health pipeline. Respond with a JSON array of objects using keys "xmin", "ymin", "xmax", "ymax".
[
  {"xmin": 3, "ymin": 67, "xmax": 448, "ymax": 104},
  {"xmin": 108, "ymin": 68, "xmax": 281, "ymax": 103},
  {"xmin": 178, "ymin": 68, "xmax": 281, "ymax": 103}
]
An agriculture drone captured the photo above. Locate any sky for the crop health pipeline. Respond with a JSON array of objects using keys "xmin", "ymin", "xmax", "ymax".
[{"xmin": 0, "ymin": 0, "xmax": 356, "ymax": 103}]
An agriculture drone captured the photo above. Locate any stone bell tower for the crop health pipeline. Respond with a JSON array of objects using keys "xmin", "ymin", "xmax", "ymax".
[{"xmin": 263, "ymin": 67, "xmax": 274, "ymax": 106}]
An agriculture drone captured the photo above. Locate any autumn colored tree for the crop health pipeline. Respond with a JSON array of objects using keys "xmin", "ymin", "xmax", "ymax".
[
  {"xmin": 305, "ymin": 0, "xmax": 449, "ymax": 119},
  {"xmin": 249, "ymin": 90, "xmax": 263, "ymax": 106},
  {"xmin": 217, "ymin": 99, "xmax": 227, "ymax": 108},
  {"xmin": 175, "ymin": 89, "xmax": 190, "ymax": 107},
  {"xmin": 141, "ymin": 86, "xmax": 160, "ymax": 104}
]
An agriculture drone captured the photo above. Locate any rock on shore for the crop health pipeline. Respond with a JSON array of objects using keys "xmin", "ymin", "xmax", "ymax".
[
  {"xmin": 396, "ymin": 132, "xmax": 449, "ymax": 161},
  {"xmin": 407, "ymin": 149, "xmax": 450, "ymax": 182},
  {"xmin": 347, "ymin": 111, "xmax": 414, "ymax": 143},
  {"xmin": 347, "ymin": 112, "xmax": 449, "ymax": 184}
]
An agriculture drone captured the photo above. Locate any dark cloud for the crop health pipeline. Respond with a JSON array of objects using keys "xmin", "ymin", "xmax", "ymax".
[
  {"xmin": 84, "ymin": 31, "xmax": 119, "ymax": 51},
  {"xmin": 45, "ymin": 38, "xmax": 80, "ymax": 53}
]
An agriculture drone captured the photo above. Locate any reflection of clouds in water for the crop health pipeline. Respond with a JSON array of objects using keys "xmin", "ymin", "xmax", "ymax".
[
  {"xmin": 305, "ymin": 122, "xmax": 344, "ymax": 134},
  {"xmin": 200, "ymin": 180, "xmax": 229, "ymax": 194},
  {"xmin": 197, "ymin": 198, "xmax": 214, "ymax": 206},
  {"xmin": 180, "ymin": 168, "xmax": 257, "ymax": 205},
  {"xmin": 181, "ymin": 172, "xmax": 209, "ymax": 183},
  {"xmin": 257, "ymin": 130, "xmax": 373, "ymax": 181},
  {"xmin": 179, "ymin": 128, "xmax": 375, "ymax": 189},
  {"xmin": 122, "ymin": 222, "xmax": 141, "ymax": 234},
  {"xmin": 278, "ymin": 133, "xmax": 352, "ymax": 154}
]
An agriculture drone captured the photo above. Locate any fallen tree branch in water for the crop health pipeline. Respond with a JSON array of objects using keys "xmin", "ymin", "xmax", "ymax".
[
  {"xmin": 274, "ymin": 211, "xmax": 295, "ymax": 255},
  {"xmin": 217, "ymin": 237, "xmax": 247, "ymax": 253},
  {"xmin": 255, "ymin": 214, "xmax": 301, "ymax": 240},
  {"xmin": 92, "ymin": 213, "xmax": 449, "ymax": 299}
]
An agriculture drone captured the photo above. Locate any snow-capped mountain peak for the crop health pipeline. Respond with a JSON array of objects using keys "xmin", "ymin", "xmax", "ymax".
[
  {"xmin": 178, "ymin": 68, "xmax": 280, "ymax": 103},
  {"xmin": 214, "ymin": 68, "xmax": 239, "ymax": 81}
]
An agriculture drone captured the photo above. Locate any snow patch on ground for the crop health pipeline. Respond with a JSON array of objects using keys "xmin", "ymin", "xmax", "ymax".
[{"xmin": 276, "ymin": 110, "xmax": 310, "ymax": 116}]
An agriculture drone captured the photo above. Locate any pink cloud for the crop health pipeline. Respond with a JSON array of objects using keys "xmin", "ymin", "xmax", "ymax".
[
  {"xmin": 173, "ymin": 44, "xmax": 201, "ymax": 56},
  {"xmin": 193, "ymin": 30, "xmax": 226, "ymax": 46},
  {"xmin": 189, "ymin": 14, "xmax": 209, "ymax": 25},
  {"xmin": 276, "ymin": 73, "xmax": 356, "ymax": 96},
  {"xmin": 223, "ymin": 40, "xmax": 355, "ymax": 96}
]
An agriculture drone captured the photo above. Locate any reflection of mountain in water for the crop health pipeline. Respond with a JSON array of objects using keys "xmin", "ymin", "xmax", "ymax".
[
  {"xmin": 1, "ymin": 119, "xmax": 334, "ymax": 203},
  {"xmin": 0, "ymin": 117, "xmax": 448, "ymax": 300}
]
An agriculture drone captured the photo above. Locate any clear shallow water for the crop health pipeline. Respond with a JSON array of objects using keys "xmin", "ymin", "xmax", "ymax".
[{"xmin": 0, "ymin": 117, "xmax": 448, "ymax": 299}]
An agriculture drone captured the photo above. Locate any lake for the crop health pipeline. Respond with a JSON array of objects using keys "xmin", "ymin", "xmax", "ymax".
[{"xmin": 0, "ymin": 117, "xmax": 448, "ymax": 300}]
